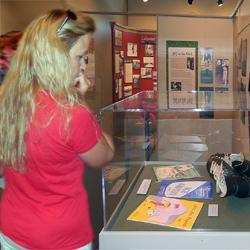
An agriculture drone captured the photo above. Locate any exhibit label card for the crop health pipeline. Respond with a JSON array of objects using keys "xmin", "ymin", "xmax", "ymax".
[{"xmin": 167, "ymin": 41, "xmax": 198, "ymax": 108}]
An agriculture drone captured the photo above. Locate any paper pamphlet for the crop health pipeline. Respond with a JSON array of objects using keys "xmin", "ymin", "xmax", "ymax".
[
  {"xmin": 157, "ymin": 180, "xmax": 212, "ymax": 199},
  {"xmin": 103, "ymin": 166, "xmax": 128, "ymax": 182},
  {"xmin": 127, "ymin": 195, "xmax": 203, "ymax": 230},
  {"xmin": 153, "ymin": 164, "xmax": 200, "ymax": 182}
]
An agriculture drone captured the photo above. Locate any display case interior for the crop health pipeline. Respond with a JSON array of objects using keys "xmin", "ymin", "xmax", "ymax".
[{"xmin": 99, "ymin": 90, "xmax": 250, "ymax": 250}]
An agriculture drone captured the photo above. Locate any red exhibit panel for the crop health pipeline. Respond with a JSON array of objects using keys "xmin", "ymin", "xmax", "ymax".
[{"xmin": 111, "ymin": 23, "xmax": 157, "ymax": 103}]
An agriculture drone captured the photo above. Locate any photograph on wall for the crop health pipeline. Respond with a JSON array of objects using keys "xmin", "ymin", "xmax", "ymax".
[
  {"xmin": 115, "ymin": 29, "xmax": 122, "ymax": 47},
  {"xmin": 215, "ymin": 59, "xmax": 229, "ymax": 88},
  {"xmin": 127, "ymin": 42, "xmax": 138, "ymax": 57},
  {"xmin": 187, "ymin": 57, "xmax": 194, "ymax": 70},
  {"xmin": 249, "ymin": 70, "xmax": 250, "ymax": 92},
  {"xmin": 237, "ymin": 41, "xmax": 242, "ymax": 69},
  {"xmin": 124, "ymin": 85, "xmax": 133, "ymax": 97},
  {"xmin": 200, "ymin": 48, "xmax": 213, "ymax": 84},
  {"xmin": 118, "ymin": 79, "xmax": 122, "ymax": 99},
  {"xmin": 141, "ymin": 67, "xmax": 152, "ymax": 78},
  {"xmin": 115, "ymin": 78, "xmax": 120, "ymax": 94},
  {"xmin": 242, "ymin": 39, "xmax": 247, "ymax": 77},
  {"xmin": 145, "ymin": 44, "xmax": 154, "ymax": 56},
  {"xmin": 119, "ymin": 55, "xmax": 124, "ymax": 75},
  {"xmin": 171, "ymin": 81, "xmax": 182, "ymax": 91},
  {"xmin": 124, "ymin": 61, "xmax": 133, "ymax": 83},
  {"xmin": 143, "ymin": 57, "xmax": 154, "ymax": 68},
  {"xmin": 153, "ymin": 71, "xmax": 157, "ymax": 80},
  {"xmin": 133, "ymin": 59, "xmax": 140, "ymax": 70},
  {"xmin": 133, "ymin": 74, "xmax": 140, "ymax": 88},
  {"xmin": 167, "ymin": 41, "xmax": 198, "ymax": 108},
  {"xmin": 153, "ymin": 81, "xmax": 158, "ymax": 91},
  {"xmin": 115, "ymin": 51, "xmax": 120, "ymax": 74}
]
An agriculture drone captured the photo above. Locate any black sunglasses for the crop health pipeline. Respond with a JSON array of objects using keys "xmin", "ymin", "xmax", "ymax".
[{"xmin": 57, "ymin": 10, "xmax": 77, "ymax": 33}]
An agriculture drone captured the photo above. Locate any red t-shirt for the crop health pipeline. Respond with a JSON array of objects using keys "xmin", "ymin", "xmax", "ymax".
[{"xmin": 0, "ymin": 91, "xmax": 103, "ymax": 249}]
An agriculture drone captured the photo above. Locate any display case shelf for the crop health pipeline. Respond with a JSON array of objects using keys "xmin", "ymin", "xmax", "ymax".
[{"xmin": 99, "ymin": 91, "xmax": 250, "ymax": 250}]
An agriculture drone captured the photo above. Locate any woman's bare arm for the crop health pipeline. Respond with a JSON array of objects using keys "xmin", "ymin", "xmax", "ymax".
[{"xmin": 79, "ymin": 131, "xmax": 115, "ymax": 168}]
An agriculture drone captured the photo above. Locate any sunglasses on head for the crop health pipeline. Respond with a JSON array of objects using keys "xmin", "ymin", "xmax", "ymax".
[{"xmin": 57, "ymin": 10, "xmax": 77, "ymax": 33}]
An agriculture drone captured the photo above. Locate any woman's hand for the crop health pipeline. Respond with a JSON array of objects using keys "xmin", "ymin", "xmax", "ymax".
[{"xmin": 74, "ymin": 72, "xmax": 93, "ymax": 97}]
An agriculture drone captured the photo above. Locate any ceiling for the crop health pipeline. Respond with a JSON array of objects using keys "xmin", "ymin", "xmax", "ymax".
[
  {"xmin": 0, "ymin": 0, "xmax": 244, "ymax": 18},
  {"xmin": 127, "ymin": 0, "xmax": 244, "ymax": 18}
]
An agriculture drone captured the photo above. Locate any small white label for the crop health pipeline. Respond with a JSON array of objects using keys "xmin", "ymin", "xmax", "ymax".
[
  {"xmin": 137, "ymin": 179, "xmax": 152, "ymax": 195},
  {"xmin": 108, "ymin": 179, "xmax": 126, "ymax": 195},
  {"xmin": 208, "ymin": 204, "xmax": 219, "ymax": 217}
]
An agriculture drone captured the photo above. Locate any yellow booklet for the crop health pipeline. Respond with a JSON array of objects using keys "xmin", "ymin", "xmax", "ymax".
[{"xmin": 127, "ymin": 195, "xmax": 203, "ymax": 230}]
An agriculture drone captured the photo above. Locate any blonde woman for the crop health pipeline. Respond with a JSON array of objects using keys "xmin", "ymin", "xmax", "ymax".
[{"xmin": 0, "ymin": 9, "xmax": 114, "ymax": 250}]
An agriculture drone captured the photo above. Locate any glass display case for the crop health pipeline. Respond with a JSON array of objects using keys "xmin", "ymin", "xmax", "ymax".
[{"xmin": 99, "ymin": 91, "xmax": 250, "ymax": 250}]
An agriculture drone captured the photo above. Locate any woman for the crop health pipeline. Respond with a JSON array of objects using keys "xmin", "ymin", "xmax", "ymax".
[{"xmin": 0, "ymin": 9, "xmax": 114, "ymax": 250}]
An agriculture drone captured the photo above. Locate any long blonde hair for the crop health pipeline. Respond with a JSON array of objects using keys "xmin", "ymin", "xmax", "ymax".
[{"xmin": 0, "ymin": 9, "xmax": 95, "ymax": 171}]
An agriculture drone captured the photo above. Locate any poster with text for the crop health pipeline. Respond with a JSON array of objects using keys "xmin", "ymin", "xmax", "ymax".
[
  {"xmin": 215, "ymin": 59, "xmax": 229, "ymax": 89},
  {"xmin": 167, "ymin": 41, "xmax": 198, "ymax": 108},
  {"xmin": 200, "ymin": 48, "xmax": 213, "ymax": 84}
]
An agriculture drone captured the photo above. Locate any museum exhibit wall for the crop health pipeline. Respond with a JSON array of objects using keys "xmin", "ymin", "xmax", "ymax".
[
  {"xmin": 232, "ymin": 0, "xmax": 250, "ymax": 152},
  {"xmin": 157, "ymin": 16, "xmax": 233, "ymax": 95},
  {"xmin": 156, "ymin": 16, "xmax": 235, "ymax": 153}
]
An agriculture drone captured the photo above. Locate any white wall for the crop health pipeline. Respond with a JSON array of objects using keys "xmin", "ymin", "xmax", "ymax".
[
  {"xmin": 0, "ymin": 0, "xmax": 128, "ymax": 34},
  {"xmin": 127, "ymin": 15, "xmax": 157, "ymax": 30},
  {"xmin": 157, "ymin": 16, "xmax": 234, "ymax": 94}
]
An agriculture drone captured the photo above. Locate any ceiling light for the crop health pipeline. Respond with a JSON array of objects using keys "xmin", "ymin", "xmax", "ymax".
[
  {"xmin": 217, "ymin": 0, "xmax": 223, "ymax": 7},
  {"xmin": 187, "ymin": 0, "xmax": 193, "ymax": 5},
  {"xmin": 142, "ymin": 0, "xmax": 149, "ymax": 2}
]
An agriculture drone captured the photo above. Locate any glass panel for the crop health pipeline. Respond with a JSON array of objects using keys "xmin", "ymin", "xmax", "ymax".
[
  {"xmin": 100, "ymin": 91, "xmax": 250, "ymax": 233},
  {"xmin": 101, "ymin": 90, "xmax": 248, "ymax": 112}
]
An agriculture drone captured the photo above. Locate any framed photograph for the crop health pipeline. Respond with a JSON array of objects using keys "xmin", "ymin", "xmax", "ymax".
[
  {"xmin": 171, "ymin": 81, "xmax": 182, "ymax": 91},
  {"xmin": 242, "ymin": 39, "xmax": 247, "ymax": 77},
  {"xmin": 215, "ymin": 59, "xmax": 229, "ymax": 87},
  {"xmin": 115, "ymin": 79, "xmax": 119, "ymax": 94},
  {"xmin": 145, "ymin": 44, "xmax": 154, "ymax": 56},
  {"xmin": 124, "ymin": 85, "xmax": 132, "ymax": 97},
  {"xmin": 127, "ymin": 42, "xmax": 137, "ymax": 57},
  {"xmin": 153, "ymin": 81, "xmax": 158, "ymax": 91},
  {"xmin": 153, "ymin": 71, "xmax": 157, "ymax": 80},
  {"xmin": 187, "ymin": 57, "xmax": 194, "ymax": 70},
  {"xmin": 124, "ymin": 61, "xmax": 133, "ymax": 83},
  {"xmin": 200, "ymin": 48, "xmax": 213, "ymax": 84},
  {"xmin": 115, "ymin": 51, "xmax": 120, "ymax": 74},
  {"xmin": 133, "ymin": 74, "xmax": 140, "ymax": 88},
  {"xmin": 132, "ymin": 59, "xmax": 140, "ymax": 70},
  {"xmin": 141, "ymin": 67, "xmax": 152, "ymax": 78},
  {"xmin": 115, "ymin": 29, "xmax": 122, "ymax": 47},
  {"xmin": 143, "ymin": 57, "xmax": 154, "ymax": 68}
]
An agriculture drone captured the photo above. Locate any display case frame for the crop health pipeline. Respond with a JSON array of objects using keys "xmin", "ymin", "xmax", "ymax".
[{"xmin": 99, "ymin": 91, "xmax": 250, "ymax": 250}]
